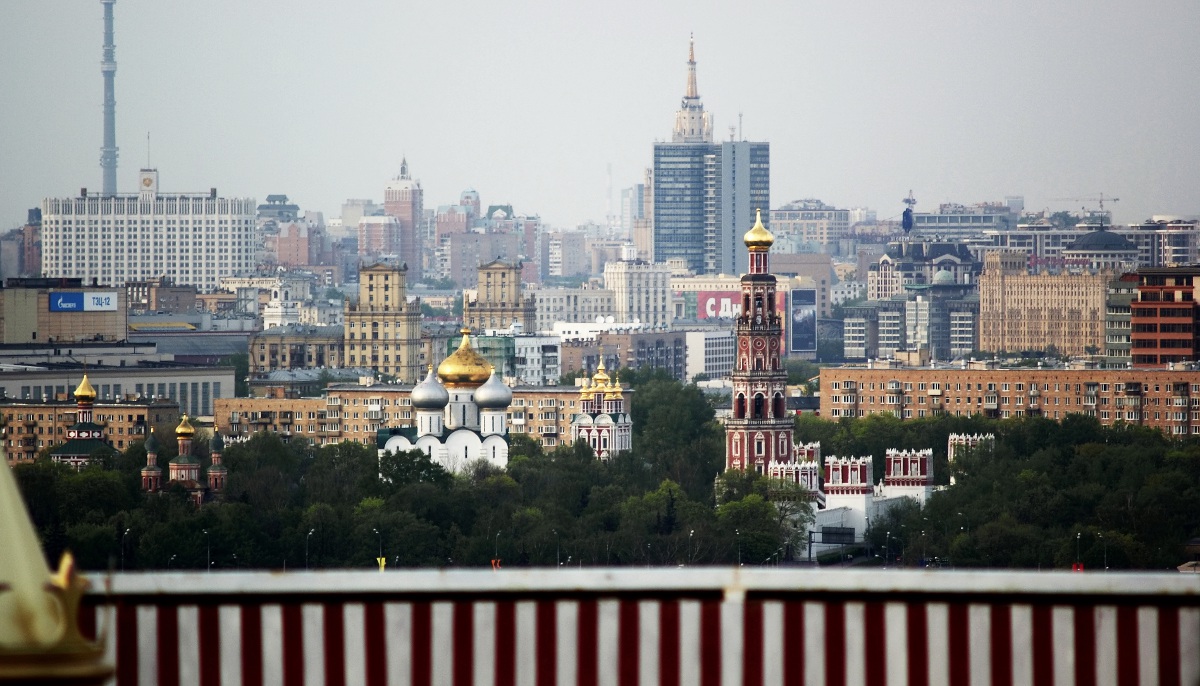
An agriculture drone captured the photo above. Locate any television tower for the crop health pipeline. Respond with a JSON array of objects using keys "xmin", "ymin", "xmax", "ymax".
[{"xmin": 100, "ymin": 0, "xmax": 118, "ymax": 195}]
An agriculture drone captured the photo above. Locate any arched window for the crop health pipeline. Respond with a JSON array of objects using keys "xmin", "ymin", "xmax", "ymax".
[
  {"xmin": 773, "ymin": 393, "xmax": 785, "ymax": 418},
  {"xmin": 735, "ymin": 394, "xmax": 746, "ymax": 419},
  {"xmin": 753, "ymin": 394, "xmax": 765, "ymax": 419}
]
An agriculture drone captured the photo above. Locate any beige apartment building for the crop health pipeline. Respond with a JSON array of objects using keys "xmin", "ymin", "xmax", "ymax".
[
  {"xmin": 3, "ymin": 398, "xmax": 180, "ymax": 465},
  {"xmin": 978, "ymin": 251, "xmax": 1112, "ymax": 356},
  {"xmin": 344, "ymin": 264, "xmax": 422, "ymax": 382},
  {"xmin": 463, "ymin": 260, "xmax": 535, "ymax": 333},
  {"xmin": 249, "ymin": 324, "xmax": 345, "ymax": 374},
  {"xmin": 214, "ymin": 384, "xmax": 630, "ymax": 451},
  {"xmin": 820, "ymin": 364, "xmax": 1200, "ymax": 436}
]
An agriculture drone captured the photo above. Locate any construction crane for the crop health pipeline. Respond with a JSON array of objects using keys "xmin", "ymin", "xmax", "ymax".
[{"xmin": 1048, "ymin": 193, "xmax": 1119, "ymax": 229}]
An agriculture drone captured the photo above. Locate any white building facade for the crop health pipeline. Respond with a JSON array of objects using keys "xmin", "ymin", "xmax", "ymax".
[{"xmin": 41, "ymin": 170, "xmax": 255, "ymax": 293}]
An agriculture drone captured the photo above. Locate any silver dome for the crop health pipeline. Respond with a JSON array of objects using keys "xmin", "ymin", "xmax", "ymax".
[
  {"xmin": 473, "ymin": 370, "xmax": 513, "ymax": 409},
  {"xmin": 411, "ymin": 367, "xmax": 449, "ymax": 410}
]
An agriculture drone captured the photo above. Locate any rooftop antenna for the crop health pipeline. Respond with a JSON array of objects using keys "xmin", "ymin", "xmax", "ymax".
[
  {"xmin": 146, "ymin": 131, "xmax": 151, "ymax": 168},
  {"xmin": 738, "ymin": 112, "xmax": 744, "ymax": 141},
  {"xmin": 99, "ymin": 0, "xmax": 118, "ymax": 195}
]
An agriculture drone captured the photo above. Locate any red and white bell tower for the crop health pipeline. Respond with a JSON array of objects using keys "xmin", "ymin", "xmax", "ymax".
[{"xmin": 725, "ymin": 211, "xmax": 794, "ymax": 476}]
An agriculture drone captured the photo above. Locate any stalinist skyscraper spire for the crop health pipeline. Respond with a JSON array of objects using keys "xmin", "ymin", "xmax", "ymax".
[
  {"xmin": 99, "ymin": 0, "xmax": 118, "ymax": 195},
  {"xmin": 672, "ymin": 34, "xmax": 713, "ymax": 143}
]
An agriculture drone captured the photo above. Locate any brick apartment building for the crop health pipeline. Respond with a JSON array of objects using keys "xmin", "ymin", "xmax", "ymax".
[
  {"xmin": 820, "ymin": 364, "xmax": 1200, "ymax": 436},
  {"xmin": 1131, "ymin": 267, "xmax": 1200, "ymax": 367}
]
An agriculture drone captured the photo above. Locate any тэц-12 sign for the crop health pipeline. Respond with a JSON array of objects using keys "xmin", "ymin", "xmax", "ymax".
[{"xmin": 49, "ymin": 291, "xmax": 118, "ymax": 312}]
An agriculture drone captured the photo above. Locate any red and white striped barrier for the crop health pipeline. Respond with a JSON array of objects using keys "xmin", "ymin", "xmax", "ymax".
[{"xmin": 82, "ymin": 569, "xmax": 1200, "ymax": 686}]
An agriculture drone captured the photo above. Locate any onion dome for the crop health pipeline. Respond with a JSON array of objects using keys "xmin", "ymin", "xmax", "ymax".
[
  {"xmin": 144, "ymin": 427, "xmax": 160, "ymax": 454},
  {"xmin": 73, "ymin": 375, "xmax": 97, "ymax": 403},
  {"xmin": 743, "ymin": 209, "xmax": 774, "ymax": 251},
  {"xmin": 437, "ymin": 329, "xmax": 494, "ymax": 387},
  {"xmin": 578, "ymin": 376, "xmax": 592, "ymax": 400},
  {"xmin": 473, "ymin": 370, "xmax": 513, "ymax": 409},
  {"xmin": 176, "ymin": 414, "xmax": 195, "ymax": 438},
  {"xmin": 591, "ymin": 358, "xmax": 611, "ymax": 386},
  {"xmin": 412, "ymin": 365, "xmax": 450, "ymax": 410},
  {"xmin": 606, "ymin": 373, "xmax": 625, "ymax": 400},
  {"xmin": 210, "ymin": 431, "xmax": 224, "ymax": 453}
]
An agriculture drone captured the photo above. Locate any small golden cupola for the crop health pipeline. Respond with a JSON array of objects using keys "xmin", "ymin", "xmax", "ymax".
[
  {"xmin": 436, "ymin": 328, "xmax": 493, "ymax": 387},
  {"xmin": 73, "ymin": 375, "xmax": 97, "ymax": 403},
  {"xmin": 606, "ymin": 372, "xmax": 624, "ymax": 400},
  {"xmin": 591, "ymin": 357, "xmax": 611, "ymax": 386},
  {"xmin": 175, "ymin": 414, "xmax": 196, "ymax": 437},
  {"xmin": 743, "ymin": 209, "xmax": 774, "ymax": 251}
]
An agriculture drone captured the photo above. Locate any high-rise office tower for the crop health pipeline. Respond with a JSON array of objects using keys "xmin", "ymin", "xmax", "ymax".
[
  {"xmin": 383, "ymin": 158, "xmax": 423, "ymax": 282},
  {"xmin": 652, "ymin": 38, "xmax": 769, "ymax": 276}
]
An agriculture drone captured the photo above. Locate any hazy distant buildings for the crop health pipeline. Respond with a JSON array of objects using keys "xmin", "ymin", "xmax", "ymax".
[
  {"xmin": 604, "ymin": 259, "xmax": 673, "ymax": 329},
  {"xmin": 40, "ymin": 169, "xmax": 255, "ymax": 293},
  {"xmin": 770, "ymin": 200, "xmax": 850, "ymax": 254},
  {"xmin": 651, "ymin": 39, "xmax": 769, "ymax": 276},
  {"xmin": 382, "ymin": 158, "xmax": 423, "ymax": 281},
  {"xmin": 909, "ymin": 199, "xmax": 1022, "ymax": 240}
]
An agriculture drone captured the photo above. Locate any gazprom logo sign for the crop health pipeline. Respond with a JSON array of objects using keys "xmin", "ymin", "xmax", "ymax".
[{"xmin": 50, "ymin": 291, "xmax": 118, "ymax": 312}]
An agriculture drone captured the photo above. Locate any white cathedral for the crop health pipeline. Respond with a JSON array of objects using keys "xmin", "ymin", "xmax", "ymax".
[{"xmin": 379, "ymin": 329, "xmax": 512, "ymax": 473}]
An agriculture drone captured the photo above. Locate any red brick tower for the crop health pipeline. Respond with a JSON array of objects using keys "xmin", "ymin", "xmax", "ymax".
[{"xmin": 725, "ymin": 211, "xmax": 794, "ymax": 475}]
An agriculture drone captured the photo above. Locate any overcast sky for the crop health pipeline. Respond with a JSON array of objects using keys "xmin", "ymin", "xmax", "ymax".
[{"xmin": 2, "ymin": 1, "xmax": 1197, "ymax": 232}]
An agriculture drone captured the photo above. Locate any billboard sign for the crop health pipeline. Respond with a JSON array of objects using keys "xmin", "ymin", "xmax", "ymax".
[
  {"xmin": 790, "ymin": 288, "xmax": 817, "ymax": 352},
  {"xmin": 696, "ymin": 290, "xmax": 790, "ymax": 349},
  {"xmin": 49, "ymin": 291, "xmax": 118, "ymax": 312},
  {"xmin": 695, "ymin": 291, "xmax": 742, "ymax": 320}
]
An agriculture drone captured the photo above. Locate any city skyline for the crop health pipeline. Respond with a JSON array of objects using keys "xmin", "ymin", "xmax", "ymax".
[{"xmin": 2, "ymin": 0, "xmax": 1198, "ymax": 232}]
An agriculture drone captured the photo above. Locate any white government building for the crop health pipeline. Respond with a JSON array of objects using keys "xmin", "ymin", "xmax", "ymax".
[{"xmin": 40, "ymin": 169, "xmax": 255, "ymax": 293}]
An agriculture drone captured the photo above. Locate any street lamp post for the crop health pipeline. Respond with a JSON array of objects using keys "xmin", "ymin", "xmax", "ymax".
[
  {"xmin": 1076, "ymin": 531, "xmax": 1081, "ymax": 567},
  {"xmin": 121, "ymin": 528, "xmax": 131, "ymax": 572},
  {"xmin": 495, "ymin": 530, "xmax": 502, "ymax": 559},
  {"xmin": 736, "ymin": 529, "xmax": 741, "ymax": 566},
  {"xmin": 689, "ymin": 529, "xmax": 695, "ymax": 565},
  {"xmin": 921, "ymin": 530, "xmax": 927, "ymax": 565},
  {"xmin": 306, "ymin": 528, "xmax": 315, "ymax": 570},
  {"xmin": 202, "ymin": 529, "xmax": 210, "ymax": 573},
  {"xmin": 372, "ymin": 528, "xmax": 382, "ymax": 561},
  {"xmin": 885, "ymin": 530, "xmax": 891, "ymax": 569}
]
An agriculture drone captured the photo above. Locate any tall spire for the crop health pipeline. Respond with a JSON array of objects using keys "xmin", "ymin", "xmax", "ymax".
[
  {"xmin": 100, "ymin": 0, "xmax": 118, "ymax": 195},
  {"xmin": 672, "ymin": 34, "xmax": 713, "ymax": 143},
  {"xmin": 685, "ymin": 33, "xmax": 699, "ymax": 99}
]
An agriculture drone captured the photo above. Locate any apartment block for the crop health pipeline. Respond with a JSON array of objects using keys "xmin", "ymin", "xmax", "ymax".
[{"xmin": 821, "ymin": 365, "xmax": 1200, "ymax": 436}]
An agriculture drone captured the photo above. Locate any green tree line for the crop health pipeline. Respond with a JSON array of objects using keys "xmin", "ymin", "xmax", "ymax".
[
  {"xmin": 797, "ymin": 412, "xmax": 1200, "ymax": 569},
  {"xmin": 13, "ymin": 370, "xmax": 805, "ymax": 571}
]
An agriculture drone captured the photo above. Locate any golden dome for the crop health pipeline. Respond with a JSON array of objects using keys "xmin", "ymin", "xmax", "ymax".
[
  {"xmin": 176, "ymin": 414, "xmax": 195, "ymax": 438},
  {"xmin": 743, "ymin": 209, "xmax": 774, "ymax": 251},
  {"xmin": 591, "ymin": 357, "xmax": 611, "ymax": 386},
  {"xmin": 437, "ymin": 328, "xmax": 493, "ymax": 387},
  {"xmin": 606, "ymin": 373, "xmax": 625, "ymax": 400},
  {"xmin": 73, "ymin": 375, "xmax": 97, "ymax": 403},
  {"xmin": 579, "ymin": 377, "xmax": 592, "ymax": 399}
]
